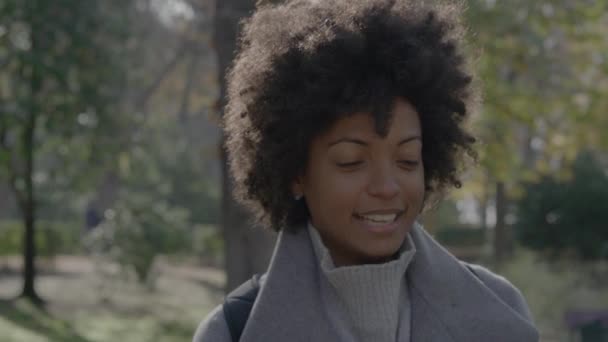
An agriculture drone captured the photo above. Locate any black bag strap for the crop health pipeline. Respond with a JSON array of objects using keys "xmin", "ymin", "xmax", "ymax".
[{"xmin": 223, "ymin": 274, "xmax": 261, "ymax": 342}]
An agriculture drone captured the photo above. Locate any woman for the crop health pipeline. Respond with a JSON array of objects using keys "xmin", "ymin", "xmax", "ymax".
[{"xmin": 195, "ymin": 0, "xmax": 539, "ymax": 341}]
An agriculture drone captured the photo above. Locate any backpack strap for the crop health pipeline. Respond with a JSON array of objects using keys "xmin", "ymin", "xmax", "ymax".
[{"xmin": 223, "ymin": 274, "xmax": 261, "ymax": 342}]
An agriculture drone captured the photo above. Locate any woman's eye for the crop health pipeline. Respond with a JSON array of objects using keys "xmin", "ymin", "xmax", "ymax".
[
  {"xmin": 398, "ymin": 160, "xmax": 420, "ymax": 168},
  {"xmin": 336, "ymin": 161, "xmax": 363, "ymax": 168}
]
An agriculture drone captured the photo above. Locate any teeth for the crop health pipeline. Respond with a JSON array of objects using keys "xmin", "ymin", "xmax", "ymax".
[{"xmin": 359, "ymin": 214, "xmax": 397, "ymax": 223}]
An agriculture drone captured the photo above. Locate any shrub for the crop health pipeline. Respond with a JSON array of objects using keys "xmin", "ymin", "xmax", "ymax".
[
  {"xmin": 0, "ymin": 220, "xmax": 81, "ymax": 257},
  {"xmin": 515, "ymin": 152, "xmax": 608, "ymax": 261},
  {"xmin": 434, "ymin": 226, "xmax": 486, "ymax": 247},
  {"xmin": 84, "ymin": 195, "xmax": 192, "ymax": 286}
]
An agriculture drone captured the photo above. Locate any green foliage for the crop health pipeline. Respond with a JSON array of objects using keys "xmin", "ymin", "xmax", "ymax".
[
  {"xmin": 117, "ymin": 114, "xmax": 220, "ymax": 226},
  {"xmin": 434, "ymin": 226, "xmax": 486, "ymax": 247},
  {"xmin": 80, "ymin": 95, "xmax": 223, "ymax": 285},
  {"xmin": 515, "ymin": 152, "xmax": 608, "ymax": 261},
  {"xmin": 0, "ymin": 221, "xmax": 21, "ymax": 256},
  {"xmin": 0, "ymin": 0, "xmax": 135, "ymax": 297},
  {"xmin": 85, "ymin": 195, "xmax": 193, "ymax": 285},
  {"xmin": 0, "ymin": 0, "xmax": 131, "ymax": 167},
  {"xmin": 0, "ymin": 220, "xmax": 81, "ymax": 257},
  {"xmin": 191, "ymin": 224, "xmax": 224, "ymax": 266},
  {"xmin": 498, "ymin": 249, "xmax": 608, "ymax": 340},
  {"xmin": 461, "ymin": 1, "xmax": 608, "ymax": 200}
]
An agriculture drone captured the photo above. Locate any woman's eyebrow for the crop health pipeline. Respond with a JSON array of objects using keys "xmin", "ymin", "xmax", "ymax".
[
  {"xmin": 327, "ymin": 137, "xmax": 368, "ymax": 147},
  {"xmin": 328, "ymin": 135, "xmax": 421, "ymax": 147},
  {"xmin": 398, "ymin": 135, "xmax": 422, "ymax": 146}
]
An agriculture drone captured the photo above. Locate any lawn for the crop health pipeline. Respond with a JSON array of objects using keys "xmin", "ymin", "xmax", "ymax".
[
  {"xmin": 2, "ymin": 252, "xmax": 606, "ymax": 341},
  {"xmin": 494, "ymin": 251, "xmax": 608, "ymax": 342},
  {"xmin": 0, "ymin": 256, "xmax": 224, "ymax": 342}
]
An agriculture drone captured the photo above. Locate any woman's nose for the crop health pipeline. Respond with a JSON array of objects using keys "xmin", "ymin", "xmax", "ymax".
[{"xmin": 366, "ymin": 164, "xmax": 399, "ymax": 199}]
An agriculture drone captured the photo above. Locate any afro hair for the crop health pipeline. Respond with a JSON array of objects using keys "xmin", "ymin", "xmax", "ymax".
[{"xmin": 223, "ymin": 0, "xmax": 477, "ymax": 231}]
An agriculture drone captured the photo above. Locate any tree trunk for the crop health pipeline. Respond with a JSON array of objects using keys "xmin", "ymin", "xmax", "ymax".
[
  {"xmin": 493, "ymin": 181, "xmax": 512, "ymax": 265},
  {"xmin": 20, "ymin": 199, "xmax": 40, "ymax": 304},
  {"xmin": 478, "ymin": 175, "xmax": 490, "ymax": 253},
  {"xmin": 19, "ymin": 0, "xmax": 43, "ymax": 304},
  {"xmin": 214, "ymin": 0, "xmax": 275, "ymax": 293},
  {"xmin": 19, "ymin": 112, "xmax": 42, "ymax": 304},
  {"xmin": 479, "ymin": 176, "xmax": 489, "ymax": 231}
]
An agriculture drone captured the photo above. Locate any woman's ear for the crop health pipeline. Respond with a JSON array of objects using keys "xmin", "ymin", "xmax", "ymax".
[{"xmin": 291, "ymin": 177, "xmax": 304, "ymax": 200}]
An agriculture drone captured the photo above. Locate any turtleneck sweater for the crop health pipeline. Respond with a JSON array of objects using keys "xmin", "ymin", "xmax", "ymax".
[{"xmin": 307, "ymin": 223, "xmax": 416, "ymax": 342}]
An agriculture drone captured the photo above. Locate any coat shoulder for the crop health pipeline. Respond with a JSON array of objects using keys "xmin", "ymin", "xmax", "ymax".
[
  {"xmin": 193, "ymin": 304, "xmax": 232, "ymax": 342},
  {"xmin": 464, "ymin": 262, "xmax": 534, "ymax": 322},
  {"xmin": 193, "ymin": 274, "xmax": 266, "ymax": 342}
]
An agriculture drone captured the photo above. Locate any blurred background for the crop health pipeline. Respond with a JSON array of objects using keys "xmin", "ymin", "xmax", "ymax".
[{"xmin": 0, "ymin": 0, "xmax": 606, "ymax": 341}]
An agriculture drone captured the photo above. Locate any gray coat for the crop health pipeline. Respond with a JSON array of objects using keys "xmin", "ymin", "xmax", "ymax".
[{"xmin": 194, "ymin": 223, "xmax": 539, "ymax": 341}]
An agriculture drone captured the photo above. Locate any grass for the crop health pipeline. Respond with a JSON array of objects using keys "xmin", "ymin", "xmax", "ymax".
[
  {"xmin": 0, "ymin": 299, "xmax": 89, "ymax": 342},
  {"xmin": 3, "ymin": 251, "xmax": 606, "ymax": 342},
  {"xmin": 0, "ymin": 255, "xmax": 224, "ymax": 342},
  {"xmin": 492, "ymin": 250, "xmax": 608, "ymax": 342}
]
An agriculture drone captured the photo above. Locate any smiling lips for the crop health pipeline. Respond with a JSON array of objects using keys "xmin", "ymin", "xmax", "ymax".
[{"xmin": 354, "ymin": 210, "xmax": 405, "ymax": 225}]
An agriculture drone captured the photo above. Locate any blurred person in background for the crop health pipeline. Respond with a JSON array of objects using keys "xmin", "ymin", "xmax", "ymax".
[{"xmin": 195, "ymin": 0, "xmax": 538, "ymax": 341}]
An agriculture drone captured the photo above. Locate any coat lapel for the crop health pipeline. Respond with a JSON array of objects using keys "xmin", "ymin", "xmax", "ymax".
[
  {"xmin": 408, "ymin": 223, "xmax": 539, "ymax": 342},
  {"xmin": 240, "ymin": 228, "xmax": 338, "ymax": 341},
  {"xmin": 239, "ymin": 223, "xmax": 538, "ymax": 342}
]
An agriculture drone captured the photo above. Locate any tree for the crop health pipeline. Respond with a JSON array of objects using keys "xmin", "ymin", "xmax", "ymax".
[
  {"xmin": 213, "ymin": 0, "xmax": 276, "ymax": 292},
  {"xmin": 463, "ymin": 0, "xmax": 608, "ymax": 264},
  {"xmin": 0, "ymin": 0, "xmax": 130, "ymax": 303}
]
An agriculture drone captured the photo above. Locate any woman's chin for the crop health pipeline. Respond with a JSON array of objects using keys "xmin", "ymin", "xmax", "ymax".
[{"xmin": 354, "ymin": 242, "xmax": 405, "ymax": 265}]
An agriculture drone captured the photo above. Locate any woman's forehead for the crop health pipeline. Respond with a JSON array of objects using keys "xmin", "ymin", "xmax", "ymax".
[{"xmin": 322, "ymin": 99, "xmax": 421, "ymax": 140}]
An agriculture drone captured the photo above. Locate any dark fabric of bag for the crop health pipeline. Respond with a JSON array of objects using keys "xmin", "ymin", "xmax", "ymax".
[{"xmin": 223, "ymin": 274, "xmax": 261, "ymax": 342}]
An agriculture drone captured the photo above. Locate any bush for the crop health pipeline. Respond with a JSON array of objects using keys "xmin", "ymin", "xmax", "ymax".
[
  {"xmin": 84, "ymin": 195, "xmax": 192, "ymax": 285},
  {"xmin": 434, "ymin": 225, "xmax": 486, "ymax": 247},
  {"xmin": 498, "ymin": 249, "xmax": 608, "ymax": 341},
  {"xmin": 515, "ymin": 152, "xmax": 608, "ymax": 261},
  {"xmin": 0, "ymin": 220, "xmax": 81, "ymax": 257},
  {"xmin": 191, "ymin": 224, "xmax": 224, "ymax": 266}
]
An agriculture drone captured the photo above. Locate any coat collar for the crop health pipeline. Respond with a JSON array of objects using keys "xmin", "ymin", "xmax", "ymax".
[
  {"xmin": 240, "ymin": 223, "xmax": 538, "ymax": 342},
  {"xmin": 406, "ymin": 223, "xmax": 538, "ymax": 342}
]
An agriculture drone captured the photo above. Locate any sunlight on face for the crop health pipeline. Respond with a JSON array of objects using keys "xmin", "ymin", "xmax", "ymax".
[{"xmin": 294, "ymin": 98, "xmax": 425, "ymax": 266}]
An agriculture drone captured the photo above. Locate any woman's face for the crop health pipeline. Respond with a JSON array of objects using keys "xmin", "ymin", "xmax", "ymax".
[{"xmin": 294, "ymin": 98, "xmax": 425, "ymax": 266}]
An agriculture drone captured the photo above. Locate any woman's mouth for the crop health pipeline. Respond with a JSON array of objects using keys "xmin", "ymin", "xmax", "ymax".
[
  {"xmin": 353, "ymin": 210, "xmax": 405, "ymax": 233},
  {"xmin": 355, "ymin": 213, "xmax": 398, "ymax": 224}
]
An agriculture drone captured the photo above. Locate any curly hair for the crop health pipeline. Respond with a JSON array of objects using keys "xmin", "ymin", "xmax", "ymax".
[{"xmin": 224, "ymin": 0, "xmax": 477, "ymax": 231}]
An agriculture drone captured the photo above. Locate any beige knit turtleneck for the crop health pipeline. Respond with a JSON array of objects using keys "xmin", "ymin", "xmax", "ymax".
[{"xmin": 308, "ymin": 223, "xmax": 416, "ymax": 342}]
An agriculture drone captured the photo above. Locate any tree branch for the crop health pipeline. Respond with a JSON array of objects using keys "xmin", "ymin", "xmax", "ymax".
[
  {"xmin": 134, "ymin": 40, "xmax": 190, "ymax": 111},
  {"xmin": 176, "ymin": 53, "xmax": 199, "ymax": 124}
]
